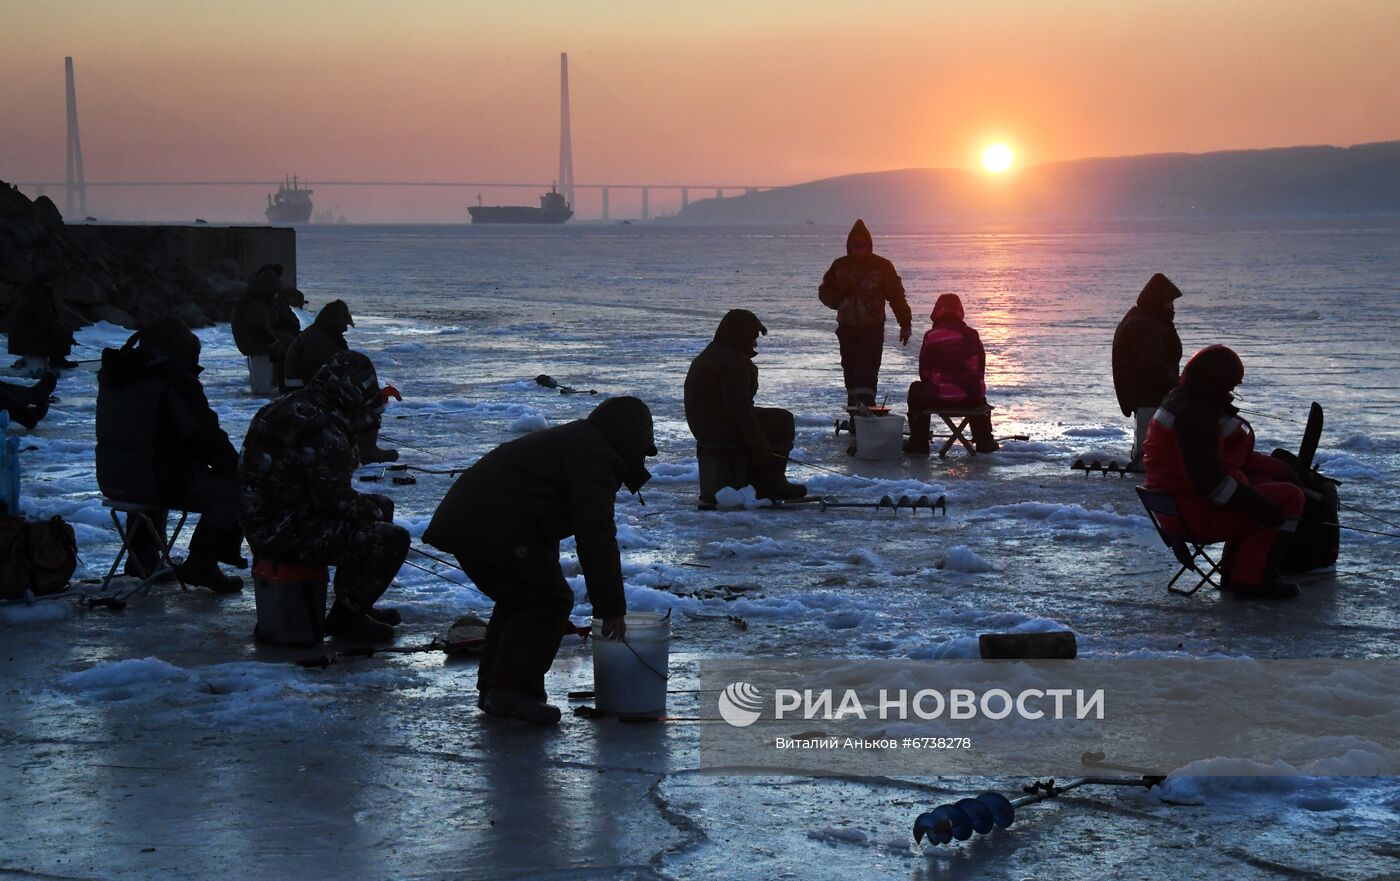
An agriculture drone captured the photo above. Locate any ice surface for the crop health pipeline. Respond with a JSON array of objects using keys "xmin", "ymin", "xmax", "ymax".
[{"xmin": 3, "ymin": 222, "xmax": 1399, "ymax": 880}]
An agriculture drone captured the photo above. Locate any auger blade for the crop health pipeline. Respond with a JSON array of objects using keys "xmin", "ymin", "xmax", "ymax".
[
  {"xmin": 953, "ymin": 797, "xmax": 995, "ymax": 834},
  {"xmin": 912, "ymin": 812, "xmax": 954, "ymax": 846},
  {"xmin": 976, "ymin": 791, "xmax": 1016, "ymax": 828}
]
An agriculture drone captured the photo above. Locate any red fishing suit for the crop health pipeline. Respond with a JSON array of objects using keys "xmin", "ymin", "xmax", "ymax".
[
  {"xmin": 904, "ymin": 294, "xmax": 996, "ymax": 453},
  {"xmin": 1142, "ymin": 346, "xmax": 1304, "ymax": 593}
]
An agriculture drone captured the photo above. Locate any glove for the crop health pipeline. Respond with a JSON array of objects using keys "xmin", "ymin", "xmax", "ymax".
[
  {"xmin": 379, "ymin": 385, "xmax": 402, "ymax": 404},
  {"xmin": 899, "ymin": 325, "xmax": 913, "ymax": 346},
  {"xmin": 600, "ymin": 616, "xmax": 627, "ymax": 640},
  {"xmin": 1228, "ymin": 486, "xmax": 1284, "ymax": 528}
]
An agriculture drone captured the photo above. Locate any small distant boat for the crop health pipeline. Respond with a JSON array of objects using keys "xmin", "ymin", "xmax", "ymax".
[
  {"xmin": 265, "ymin": 175, "xmax": 314, "ymax": 224},
  {"xmin": 468, "ymin": 185, "xmax": 573, "ymax": 224}
]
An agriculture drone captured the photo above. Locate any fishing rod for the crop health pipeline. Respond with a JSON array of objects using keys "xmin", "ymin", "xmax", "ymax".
[
  {"xmin": 1338, "ymin": 501, "xmax": 1400, "ymax": 533},
  {"xmin": 1304, "ymin": 519, "xmax": 1400, "ymax": 540},
  {"xmin": 913, "ymin": 774, "xmax": 1164, "ymax": 846}
]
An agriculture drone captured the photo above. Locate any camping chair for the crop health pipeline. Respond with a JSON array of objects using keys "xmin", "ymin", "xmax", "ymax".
[
  {"xmin": 909, "ymin": 404, "xmax": 994, "ymax": 458},
  {"xmin": 101, "ymin": 499, "xmax": 188, "ymax": 596},
  {"xmin": 1134, "ymin": 486, "xmax": 1221, "ymax": 595}
]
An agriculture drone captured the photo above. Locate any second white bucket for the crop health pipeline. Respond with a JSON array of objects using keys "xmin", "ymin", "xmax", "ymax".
[
  {"xmin": 854, "ymin": 413, "xmax": 906, "ymax": 460},
  {"xmin": 591, "ymin": 610, "xmax": 671, "ymax": 715}
]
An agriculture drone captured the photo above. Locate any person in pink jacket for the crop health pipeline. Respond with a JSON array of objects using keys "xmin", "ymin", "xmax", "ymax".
[{"xmin": 904, "ymin": 294, "xmax": 997, "ymax": 454}]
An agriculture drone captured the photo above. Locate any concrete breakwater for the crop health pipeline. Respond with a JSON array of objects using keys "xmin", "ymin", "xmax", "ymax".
[{"xmin": 1, "ymin": 181, "xmax": 295, "ymax": 330}]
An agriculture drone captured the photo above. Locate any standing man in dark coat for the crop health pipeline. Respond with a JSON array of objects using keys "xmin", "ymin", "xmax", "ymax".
[
  {"xmin": 96, "ymin": 318, "xmax": 245, "ymax": 592},
  {"xmin": 423, "ymin": 396, "xmax": 657, "ymax": 725},
  {"xmin": 1112, "ymin": 273, "xmax": 1183, "ymax": 472},
  {"xmin": 6, "ymin": 275, "xmax": 77, "ymax": 372},
  {"xmin": 239, "ymin": 351, "xmax": 409, "ymax": 642},
  {"xmin": 230, "ymin": 263, "xmax": 299, "ymax": 368},
  {"xmin": 684, "ymin": 309, "xmax": 805, "ymax": 505},
  {"xmin": 818, "ymin": 219, "xmax": 912, "ymax": 406}
]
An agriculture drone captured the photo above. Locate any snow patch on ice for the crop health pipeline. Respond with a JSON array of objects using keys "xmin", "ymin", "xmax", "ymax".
[
  {"xmin": 941, "ymin": 545, "xmax": 995, "ymax": 573},
  {"xmin": 971, "ymin": 502, "xmax": 1149, "ymax": 531},
  {"xmin": 508, "ymin": 412, "xmax": 549, "ymax": 433},
  {"xmin": 713, "ymin": 485, "xmax": 771, "ymax": 509},
  {"xmin": 807, "ymin": 826, "xmax": 868, "ymax": 845},
  {"xmin": 0, "ymin": 600, "xmax": 73, "ymax": 625},
  {"xmin": 700, "ymin": 536, "xmax": 790, "ymax": 559}
]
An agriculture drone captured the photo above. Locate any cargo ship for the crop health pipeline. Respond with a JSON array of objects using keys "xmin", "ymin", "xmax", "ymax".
[
  {"xmin": 468, "ymin": 185, "xmax": 572, "ymax": 224},
  {"xmin": 265, "ymin": 175, "xmax": 314, "ymax": 224}
]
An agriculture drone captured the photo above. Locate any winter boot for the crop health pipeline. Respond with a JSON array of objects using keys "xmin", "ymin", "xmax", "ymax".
[
  {"xmin": 367, "ymin": 605, "xmax": 403, "ymax": 626},
  {"xmin": 1227, "ymin": 566, "xmax": 1300, "ymax": 600},
  {"xmin": 753, "ymin": 457, "xmax": 806, "ymax": 503},
  {"xmin": 904, "ymin": 411, "xmax": 932, "ymax": 455},
  {"xmin": 324, "ymin": 599, "xmax": 396, "ymax": 642},
  {"xmin": 481, "ymin": 687, "xmax": 562, "ymax": 725},
  {"xmin": 31, "ymin": 370, "xmax": 58, "ymax": 403},
  {"xmin": 972, "ymin": 413, "xmax": 999, "ymax": 453},
  {"xmin": 174, "ymin": 559, "xmax": 244, "ymax": 594}
]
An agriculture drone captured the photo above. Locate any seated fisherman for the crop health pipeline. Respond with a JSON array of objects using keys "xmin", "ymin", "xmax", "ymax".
[
  {"xmin": 239, "ymin": 351, "xmax": 409, "ymax": 640},
  {"xmin": 7, "ymin": 275, "xmax": 77, "ymax": 373},
  {"xmin": 684, "ymin": 309, "xmax": 806, "ymax": 506},
  {"xmin": 283, "ymin": 299, "xmax": 397, "ymax": 462},
  {"xmin": 904, "ymin": 294, "xmax": 997, "ymax": 454},
  {"xmin": 231, "ymin": 263, "xmax": 300, "ymax": 376},
  {"xmin": 95, "ymin": 318, "xmax": 245, "ymax": 592},
  {"xmin": 1143, "ymin": 345, "xmax": 1305, "ymax": 600},
  {"xmin": 423, "ymin": 396, "xmax": 657, "ymax": 725},
  {"xmin": 0, "ymin": 371, "xmax": 58, "ymax": 430}
]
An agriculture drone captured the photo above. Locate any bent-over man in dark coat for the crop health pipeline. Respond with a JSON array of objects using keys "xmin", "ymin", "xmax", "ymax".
[
  {"xmin": 684, "ymin": 309, "xmax": 805, "ymax": 505},
  {"xmin": 96, "ymin": 318, "xmax": 244, "ymax": 592},
  {"xmin": 818, "ymin": 219, "xmax": 912, "ymax": 405},
  {"xmin": 1112, "ymin": 272, "xmax": 1184, "ymax": 471},
  {"xmin": 239, "ymin": 351, "xmax": 409, "ymax": 642},
  {"xmin": 423, "ymin": 396, "xmax": 657, "ymax": 725}
]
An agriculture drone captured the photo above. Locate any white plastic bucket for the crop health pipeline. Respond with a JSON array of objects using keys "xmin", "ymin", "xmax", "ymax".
[
  {"xmin": 22, "ymin": 356, "xmax": 48, "ymax": 378},
  {"xmin": 247, "ymin": 354, "xmax": 277, "ymax": 395},
  {"xmin": 854, "ymin": 413, "xmax": 906, "ymax": 460},
  {"xmin": 591, "ymin": 610, "xmax": 671, "ymax": 715}
]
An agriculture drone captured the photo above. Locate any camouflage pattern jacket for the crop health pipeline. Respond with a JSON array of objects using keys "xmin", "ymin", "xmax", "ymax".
[{"xmin": 238, "ymin": 365, "xmax": 389, "ymax": 558}]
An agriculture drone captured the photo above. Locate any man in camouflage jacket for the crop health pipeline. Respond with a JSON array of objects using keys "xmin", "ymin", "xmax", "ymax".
[
  {"xmin": 818, "ymin": 219, "xmax": 913, "ymax": 405},
  {"xmin": 238, "ymin": 350, "xmax": 408, "ymax": 642}
]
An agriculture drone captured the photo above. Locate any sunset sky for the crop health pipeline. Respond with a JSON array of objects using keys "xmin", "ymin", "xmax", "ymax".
[{"xmin": 3, "ymin": 0, "xmax": 1398, "ymax": 221}]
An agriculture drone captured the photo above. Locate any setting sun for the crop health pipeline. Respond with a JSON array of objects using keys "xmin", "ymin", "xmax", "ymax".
[{"xmin": 982, "ymin": 143, "xmax": 1015, "ymax": 173}]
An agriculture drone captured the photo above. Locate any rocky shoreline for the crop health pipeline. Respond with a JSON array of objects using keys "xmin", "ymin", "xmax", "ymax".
[{"xmin": 1, "ymin": 181, "xmax": 292, "ymax": 331}]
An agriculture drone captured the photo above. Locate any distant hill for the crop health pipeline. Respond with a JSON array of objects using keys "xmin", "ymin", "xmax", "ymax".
[{"xmin": 675, "ymin": 141, "xmax": 1400, "ymax": 224}]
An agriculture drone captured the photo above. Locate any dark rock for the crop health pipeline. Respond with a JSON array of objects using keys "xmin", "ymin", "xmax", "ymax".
[{"xmin": 31, "ymin": 196, "xmax": 63, "ymax": 228}]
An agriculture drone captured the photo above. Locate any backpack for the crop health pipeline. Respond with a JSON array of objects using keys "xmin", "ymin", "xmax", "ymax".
[{"xmin": 0, "ymin": 515, "xmax": 79, "ymax": 601}]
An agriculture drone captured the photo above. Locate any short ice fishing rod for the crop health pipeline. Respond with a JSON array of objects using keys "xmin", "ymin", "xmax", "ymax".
[{"xmin": 913, "ymin": 774, "xmax": 1164, "ymax": 846}]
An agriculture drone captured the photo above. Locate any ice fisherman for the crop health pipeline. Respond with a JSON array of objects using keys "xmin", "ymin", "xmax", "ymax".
[
  {"xmin": 7, "ymin": 275, "xmax": 77, "ymax": 373},
  {"xmin": 818, "ymin": 219, "xmax": 913, "ymax": 406},
  {"xmin": 1113, "ymin": 273, "xmax": 1183, "ymax": 472},
  {"xmin": 95, "ymin": 318, "xmax": 245, "ymax": 592},
  {"xmin": 422, "ymin": 396, "xmax": 658, "ymax": 725},
  {"xmin": 239, "ymin": 351, "xmax": 410, "ymax": 640},
  {"xmin": 903, "ymin": 293, "xmax": 998, "ymax": 454},
  {"xmin": 684, "ymin": 309, "xmax": 806, "ymax": 506},
  {"xmin": 0, "ymin": 372, "xmax": 58, "ymax": 430},
  {"xmin": 231, "ymin": 263, "xmax": 301, "ymax": 383},
  {"xmin": 283, "ymin": 299, "xmax": 398, "ymax": 462},
  {"xmin": 1143, "ymin": 345, "xmax": 1305, "ymax": 599}
]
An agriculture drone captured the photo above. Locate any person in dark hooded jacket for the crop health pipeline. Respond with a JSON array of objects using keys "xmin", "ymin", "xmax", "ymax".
[
  {"xmin": 684, "ymin": 309, "xmax": 805, "ymax": 504},
  {"xmin": 239, "ymin": 350, "xmax": 409, "ymax": 642},
  {"xmin": 904, "ymin": 294, "xmax": 997, "ymax": 454},
  {"xmin": 818, "ymin": 220, "xmax": 912, "ymax": 405},
  {"xmin": 230, "ymin": 263, "xmax": 299, "ymax": 365},
  {"xmin": 0, "ymin": 371, "xmax": 58, "ymax": 430},
  {"xmin": 1113, "ymin": 273, "xmax": 1184, "ymax": 471},
  {"xmin": 283, "ymin": 299, "xmax": 351, "ymax": 389},
  {"xmin": 96, "ymin": 317, "xmax": 245, "ymax": 592},
  {"xmin": 1143, "ymin": 345, "xmax": 1305, "ymax": 600},
  {"xmin": 6, "ymin": 275, "xmax": 77, "ymax": 370},
  {"xmin": 423, "ymin": 396, "xmax": 657, "ymax": 725},
  {"xmin": 282, "ymin": 299, "xmax": 398, "ymax": 462}
]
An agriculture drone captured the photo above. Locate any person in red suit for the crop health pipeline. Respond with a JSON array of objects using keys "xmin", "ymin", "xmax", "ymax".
[
  {"xmin": 904, "ymin": 294, "xmax": 996, "ymax": 454},
  {"xmin": 1143, "ymin": 345, "xmax": 1305, "ymax": 599}
]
